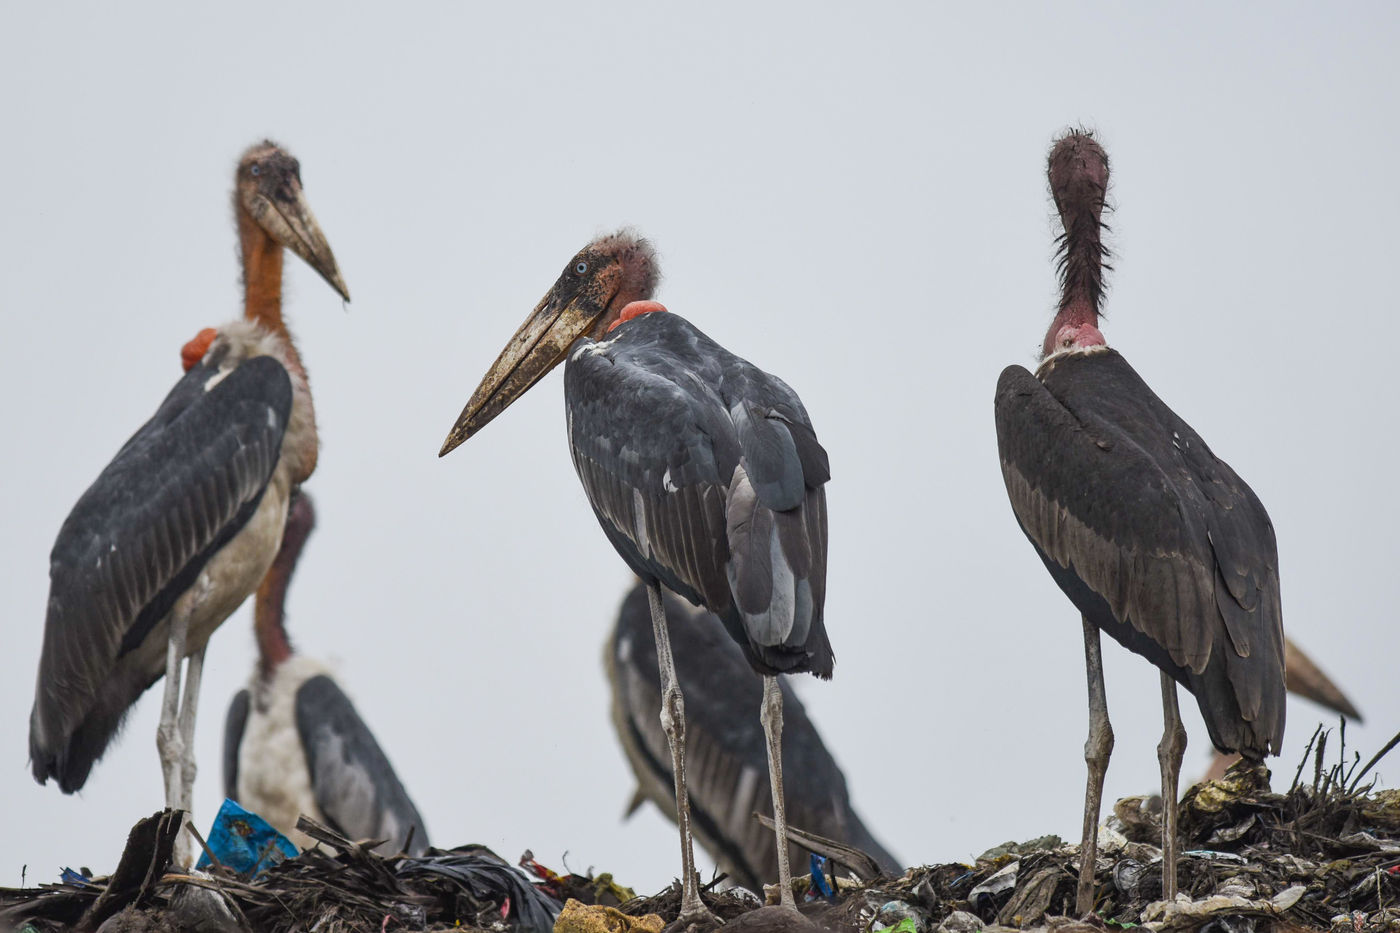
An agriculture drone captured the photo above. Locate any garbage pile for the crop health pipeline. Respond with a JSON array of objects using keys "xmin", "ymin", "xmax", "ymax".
[
  {"xmin": 778, "ymin": 726, "xmax": 1400, "ymax": 933},
  {"xmin": 6, "ymin": 727, "xmax": 1400, "ymax": 933}
]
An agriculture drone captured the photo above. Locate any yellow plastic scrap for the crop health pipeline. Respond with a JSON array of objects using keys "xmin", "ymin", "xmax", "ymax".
[
  {"xmin": 554, "ymin": 899, "xmax": 664, "ymax": 933},
  {"xmin": 592, "ymin": 872, "xmax": 638, "ymax": 905}
]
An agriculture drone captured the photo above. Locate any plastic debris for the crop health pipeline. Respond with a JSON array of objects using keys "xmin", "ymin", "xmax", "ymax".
[
  {"xmin": 872, "ymin": 900, "xmax": 931, "ymax": 933},
  {"xmin": 809, "ymin": 855, "xmax": 836, "ymax": 902},
  {"xmin": 968, "ymin": 861, "xmax": 1018, "ymax": 912},
  {"xmin": 874, "ymin": 916, "xmax": 920, "ymax": 933},
  {"xmin": 7, "ymin": 729, "xmax": 1400, "ymax": 933},
  {"xmin": 58, "ymin": 868, "xmax": 91, "ymax": 888},
  {"xmin": 195, "ymin": 798, "xmax": 297, "ymax": 878}
]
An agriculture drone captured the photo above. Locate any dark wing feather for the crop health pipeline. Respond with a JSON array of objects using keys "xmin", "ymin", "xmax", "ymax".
[
  {"xmin": 608, "ymin": 583, "xmax": 899, "ymax": 891},
  {"xmin": 566, "ymin": 313, "xmax": 832, "ymax": 677},
  {"xmin": 295, "ymin": 674, "xmax": 429, "ymax": 855},
  {"xmin": 994, "ymin": 350, "xmax": 1284, "ymax": 756},
  {"xmin": 223, "ymin": 687, "xmax": 250, "ymax": 800},
  {"xmin": 30, "ymin": 356, "xmax": 293, "ymax": 791}
]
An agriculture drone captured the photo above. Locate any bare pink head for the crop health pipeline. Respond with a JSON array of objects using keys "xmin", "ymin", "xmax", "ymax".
[{"xmin": 1043, "ymin": 130, "xmax": 1112, "ymax": 358}]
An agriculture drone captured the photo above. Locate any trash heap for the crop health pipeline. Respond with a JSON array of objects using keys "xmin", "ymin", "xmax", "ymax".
[
  {"xmin": 5, "ymin": 728, "xmax": 1399, "ymax": 933},
  {"xmin": 779, "ymin": 728, "xmax": 1400, "ymax": 933}
]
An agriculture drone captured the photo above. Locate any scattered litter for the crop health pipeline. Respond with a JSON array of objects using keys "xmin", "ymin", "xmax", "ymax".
[
  {"xmin": 5, "ymin": 727, "xmax": 1400, "ymax": 933},
  {"xmin": 969, "ymin": 861, "xmax": 1019, "ymax": 912},
  {"xmin": 195, "ymin": 798, "xmax": 297, "ymax": 878}
]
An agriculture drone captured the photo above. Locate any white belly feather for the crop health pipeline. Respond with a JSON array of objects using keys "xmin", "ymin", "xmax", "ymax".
[{"xmin": 236, "ymin": 655, "xmax": 333, "ymax": 850}]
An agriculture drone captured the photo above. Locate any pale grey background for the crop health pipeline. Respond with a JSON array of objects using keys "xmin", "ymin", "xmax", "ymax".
[{"xmin": 2, "ymin": 2, "xmax": 1396, "ymax": 892}]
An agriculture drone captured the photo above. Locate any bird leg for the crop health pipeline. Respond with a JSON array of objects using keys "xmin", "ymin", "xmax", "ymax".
[
  {"xmin": 175, "ymin": 644, "xmax": 206, "ymax": 812},
  {"xmin": 156, "ymin": 606, "xmax": 191, "ymax": 815},
  {"xmin": 1157, "ymin": 671, "xmax": 1187, "ymax": 902},
  {"xmin": 646, "ymin": 581, "xmax": 715, "ymax": 926},
  {"xmin": 760, "ymin": 675, "xmax": 796, "ymax": 910},
  {"xmin": 168, "ymin": 643, "xmax": 207, "ymax": 869},
  {"xmin": 1077, "ymin": 616, "xmax": 1114, "ymax": 917}
]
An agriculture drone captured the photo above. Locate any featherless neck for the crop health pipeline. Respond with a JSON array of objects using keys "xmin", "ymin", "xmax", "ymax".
[
  {"xmin": 254, "ymin": 493, "xmax": 316, "ymax": 678},
  {"xmin": 254, "ymin": 572, "xmax": 293, "ymax": 678},
  {"xmin": 238, "ymin": 205, "xmax": 287, "ymax": 336}
]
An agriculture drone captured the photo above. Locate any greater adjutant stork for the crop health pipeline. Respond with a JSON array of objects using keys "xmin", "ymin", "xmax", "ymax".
[
  {"xmin": 440, "ymin": 232, "xmax": 832, "ymax": 921},
  {"xmin": 994, "ymin": 131, "xmax": 1285, "ymax": 914},
  {"xmin": 224, "ymin": 490, "xmax": 430, "ymax": 855},
  {"xmin": 608, "ymin": 581, "xmax": 897, "ymax": 893},
  {"xmin": 28, "ymin": 141, "xmax": 349, "ymax": 858}
]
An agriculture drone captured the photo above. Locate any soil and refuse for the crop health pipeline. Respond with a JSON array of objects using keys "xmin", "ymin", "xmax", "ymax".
[{"xmin": 6, "ymin": 726, "xmax": 1400, "ymax": 933}]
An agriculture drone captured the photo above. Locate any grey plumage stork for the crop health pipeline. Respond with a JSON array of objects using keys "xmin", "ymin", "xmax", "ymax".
[
  {"xmin": 607, "ymin": 581, "xmax": 898, "ymax": 892},
  {"xmin": 440, "ymin": 232, "xmax": 832, "ymax": 923},
  {"xmin": 993, "ymin": 131, "xmax": 1285, "ymax": 913},
  {"xmin": 28, "ymin": 141, "xmax": 349, "ymax": 862},
  {"xmin": 224, "ymin": 491, "xmax": 430, "ymax": 855}
]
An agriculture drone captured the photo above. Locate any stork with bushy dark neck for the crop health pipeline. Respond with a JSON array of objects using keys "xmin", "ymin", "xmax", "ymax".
[{"xmin": 995, "ymin": 131, "xmax": 1285, "ymax": 915}]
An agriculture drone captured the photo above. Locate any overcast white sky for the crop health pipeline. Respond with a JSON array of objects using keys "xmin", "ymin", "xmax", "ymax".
[{"xmin": 2, "ymin": 1, "xmax": 1397, "ymax": 894}]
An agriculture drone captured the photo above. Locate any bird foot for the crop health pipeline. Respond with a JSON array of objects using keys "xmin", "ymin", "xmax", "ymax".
[{"xmin": 665, "ymin": 904, "xmax": 723, "ymax": 933}]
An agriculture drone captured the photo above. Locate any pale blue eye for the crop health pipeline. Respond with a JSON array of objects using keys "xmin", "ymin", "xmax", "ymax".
[
  {"xmin": 250, "ymin": 164, "xmax": 261, "ymax": 177},
  {"xmin": 575, "ymin": 261, "xmax": 588, "ymax": 274}
]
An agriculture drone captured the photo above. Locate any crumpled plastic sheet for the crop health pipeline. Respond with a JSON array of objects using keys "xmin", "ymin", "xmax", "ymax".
[
  {"xmin": 195, "ymin": 798, "xmax": 297, "ymax": 878},
  {"xmin": 1140, "ymin": 884, "xmax": 1307, "ymax": 931},
  {"xmin": 397, "ymin": 848, "xmax": 561, "ymax": 933}
]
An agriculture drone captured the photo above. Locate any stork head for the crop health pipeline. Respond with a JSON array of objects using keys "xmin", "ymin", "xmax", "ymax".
[
  {"xmin": 439, "ymin": 230, "xmax": 659, "ymax": 455},
  {"xmin": 1042, "ymin": 129, "xmax": 1111, "ymax": 360},
  {"xmin": 235, "ymin": 141, "xmax": 350, "ymax": 301}
]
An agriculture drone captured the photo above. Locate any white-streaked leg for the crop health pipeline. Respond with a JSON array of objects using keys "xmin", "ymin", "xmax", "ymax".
[
  {"xmin": 647, "ymin": 582, "xmax": 714, "ymax": 924},
  {"xmin": 1158, "ymin": 671, "xmax": 1187, "ymax": 902},
  {"xmin": 156, "ymin": 608, "xmax": 191, "ymax": 813},
  {"xmin": 176, "ymin": 644, "xmax": 206, "ymax": 810},
  {"xmin": 760, "ymin": 675, "xmax": 795, "ymax": 910},
  {"xmin": 1077, "ymin": 616, "xmax": 1114, "ymax": 916},
  {"xmin": 169, "ymin": 644, "xmax": 207, "ymax": 869}
]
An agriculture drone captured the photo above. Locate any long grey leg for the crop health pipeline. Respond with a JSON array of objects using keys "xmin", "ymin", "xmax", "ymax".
[
  {"xmin": 760, "ymin": 676, "xmax": 795, "ymax": 910},
  {"xmin": 647, "ymin": 582, "xmax": 714, "ymax": 924},
  {"xmin": 176, "ymin": 644, "xmax": 206, "ymax": 811},
  {"xmin": 1158, "ymin": 671, "xmax": 1186, "ymax": 902},
  {"xmin": 156, "ymin": 607, "xmax": 191, "ymax": 813},
  {"xmin": 169, "ymin": 644, "xmax": 208, "ymax": 869},
  {"xmin": 1077, "ymin": 616, "xmax": 1114, "ymax": 917}
]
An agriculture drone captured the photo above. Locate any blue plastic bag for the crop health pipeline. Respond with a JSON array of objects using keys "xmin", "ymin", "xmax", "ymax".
[{"xmin": 195, "ymin": 798, "xmax": 298, "ymax": 878}]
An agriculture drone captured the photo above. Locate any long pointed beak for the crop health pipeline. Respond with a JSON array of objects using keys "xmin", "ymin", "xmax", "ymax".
[
  {"xmin": 249, "ymin": 185, "xmax": 351, "ymax": 301},
  {"xmin": 439, "ymin": 289, "xmax": 604, "ymax": 456}
]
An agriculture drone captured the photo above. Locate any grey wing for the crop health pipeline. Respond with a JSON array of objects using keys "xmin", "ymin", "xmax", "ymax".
[
  {"xmin": 996, "ymin": 364, "xmax": 1220, "ymax": 668},
  {"xmin": 994, "ymin": 362, "xmax": 1284, "ymax": 755},
  {"xmin": 30, "ymin": 355, "xmax": 293, "ymax": 791},
  {"xmin": 295, "ymin": 674, "xmax": 429, "ymax": 855},
  {"xmin": 567, "ymin": 337, "xmax": 832, "ymax": 676},
  {"xmin": 608, "ymin": 583, "xmax": 896, "ymax": 889},
  {"xmin": 566, "ymin": 349, "xmax": 735, "ymax": 615},
  {"xmin": 224, "ymin": 688, "xmax": 250, "ymax": 800}
]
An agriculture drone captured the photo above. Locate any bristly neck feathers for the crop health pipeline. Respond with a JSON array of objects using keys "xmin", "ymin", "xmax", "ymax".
[
  {"xmin": 236, "ymin": 198, "xmax": 318, "ymax": 481},
  {"xmin": 236, "ymin": 201, "xmax": 312, "ymax": 382},
  {"xmin": 1043, "ymin": 131, "xmax": 1111, "ymax": 359}
]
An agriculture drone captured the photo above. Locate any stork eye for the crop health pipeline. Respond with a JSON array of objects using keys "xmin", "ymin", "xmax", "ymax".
[
  {"xmin": 575, "ymin": 261, "xmax": 588, "ymax": 275},
  {"xmin": 250, "ymin": 164, "xmax": 261, "ymax": 177}
]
